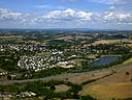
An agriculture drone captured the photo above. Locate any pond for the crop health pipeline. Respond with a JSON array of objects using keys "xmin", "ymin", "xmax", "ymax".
[{"xmin": 90, "ymin": 55, "xmax": 122, "ymax": 67}]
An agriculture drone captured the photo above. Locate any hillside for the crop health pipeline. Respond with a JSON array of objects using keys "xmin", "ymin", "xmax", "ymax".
[{"xmin": 81, "ymin": 62, "xmax": 132, "ymax": 100}]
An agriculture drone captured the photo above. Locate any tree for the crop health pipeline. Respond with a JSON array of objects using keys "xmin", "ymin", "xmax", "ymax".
[
  {"xmin": 126, "ymin": 72, "xmax": 130, "ymax": 75},
  {"xmin": 50, "ymin": 85, "xmax": 55, "ymax": 91}
]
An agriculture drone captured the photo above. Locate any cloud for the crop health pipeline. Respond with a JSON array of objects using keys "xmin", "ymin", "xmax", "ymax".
[
  {"xmin": 0, "ymin": 8, "xmax": 31, "ymax": 25},
  {"xmin": 0, "ymin": 8, "xmax": 22, "ymax": 21},
  {"xmin": 35, "ymin": 8, "xmax": 132, "ymax": 25},
  {"xmin": 0, "ymin": 7, "xmax": 132, "ymax": 28},
  {"xmin": 103, "ymin": 11, "xmax": 132, "ymax": 24},
  {"xmin": 37, "ymin": 8, "xmax": 93, "ymax": 23}
]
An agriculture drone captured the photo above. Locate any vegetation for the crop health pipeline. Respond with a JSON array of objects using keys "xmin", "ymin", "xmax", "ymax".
[
  {"xmin": 32, "ymin": 67, "xmax": 68, "ymax": 78},
  {"xmin": 0, "ymin": 80, "xmax": 82, "ymax": 99}
]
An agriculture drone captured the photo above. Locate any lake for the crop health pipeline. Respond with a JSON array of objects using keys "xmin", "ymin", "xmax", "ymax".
[{"xmin": 90, "ymin": 55, "xmax": 122, "ymax": 67}]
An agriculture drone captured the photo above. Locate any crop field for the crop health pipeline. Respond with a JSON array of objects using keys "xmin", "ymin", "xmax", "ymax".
[
  {"xmin": 81, "ymin": 82, "xmax": 132, "ymax": 100},
  {"xmin": 81, "ymin": 63, "xmax": 132, "ymax": 100},
  {"xmin": 93, "ymin": 39, "xmax": 132, "ymax": 45}
]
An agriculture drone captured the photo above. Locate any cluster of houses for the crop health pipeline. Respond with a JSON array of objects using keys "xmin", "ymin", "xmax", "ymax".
[
  {"xmin": 0, "ymin": 72, "xmax": 8, "ymax": 80},
  {"xmin": 0, "ymin": 71, "xmax": 17, "ymax": 80},
  {"xmin": 0, "ymin": 44, "xmax": 48, "ymax": 52},
  {"xmin": 0, "ymin": 45, "xmax": 8, "ymax": 51},
  {"xmin": 17, "ymin": 48, "xmax": 78, "ymax": 71},
  {"xmin": 0, "ymin": 43, "xmax": 78, "ymax": 73},
  {"xmin": 0, "ymin": 91, "xmax": 36, "ymax": 99},
  {"xmin": 16, "ymin": 91, "xmax": 36, "ymax": 98},
  {"xmin": 17, "ymin": 51, "xmax": 68, "ymax": 72}
]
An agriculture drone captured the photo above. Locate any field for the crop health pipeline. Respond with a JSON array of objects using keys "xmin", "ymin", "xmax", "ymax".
[
  {"xmin": 55, "ymin": 84, "xmax": 70, "ymax": 93},
  {"xmin": 81, "ymin": 63, "xmax": 132, "ymax": 100},
  {"xmin": 56, "ymin": 35, "xmax": 92, "ymax": 41},
  {"xmin": 123, "ymin": 57, "xmax": 132, "ymax": 64},
  {"xmin": 93, "ymin": 39, "xmax": 132, "ymax": 45},
  {"xmin": 82, "ymin": 82, "xmax": 132, "ymax": 100},
  {"xmin": 67, "ymin": 69, "xmax": 113, "ymax": 84}
]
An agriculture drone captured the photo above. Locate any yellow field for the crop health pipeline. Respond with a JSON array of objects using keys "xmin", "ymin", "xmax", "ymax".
[
  {"xmin": 123, "ymin": 57, "xmax": 132, "ymax": 64},
  {"xmin": 80, "ymin": 62, "xmax": 132, "ymax": 100},
  {"xmin": 81, "ymin": 82, "xmax": 132, "ymax": 100},
  {"xmin": 55, "ymin": 84, "xmax": 70, "ymax": 93},
  {"xmin": 93, "ymin": 39, "xmax": 132, "ymax": 45}
]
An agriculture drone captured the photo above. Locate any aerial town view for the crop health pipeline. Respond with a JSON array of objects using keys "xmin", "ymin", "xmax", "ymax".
[{"xmin": 0, "ymin": 0, "xmax": 132, "ymax": 100}]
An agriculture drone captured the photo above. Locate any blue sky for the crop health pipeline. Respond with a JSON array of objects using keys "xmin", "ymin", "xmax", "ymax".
[{"xmin": 0, "ymin": 0, "xmax": 132, "ymax": 30}]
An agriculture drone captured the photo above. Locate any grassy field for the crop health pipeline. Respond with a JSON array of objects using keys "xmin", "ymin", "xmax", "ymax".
[
  {"xmin": 93, "ymin": 39, "xmax": 132, "ymax": 45},
  {"xmin": 81, "ymin": 82, "xmax": 132, "ymax": 100},
  {"xmin": 55, "ymin": 84, "xmax": 70, "ymax": 93},
  {"xmin": 80, "ymin": 63, "xmax": 132, "ymax": 100},
  {"xmin": 67, "ymin": 69, "xmax": 113, "ymax": 84},
  {"xmin": 123, "ymin": 57, "xmax": 132, "ymax": 64}
]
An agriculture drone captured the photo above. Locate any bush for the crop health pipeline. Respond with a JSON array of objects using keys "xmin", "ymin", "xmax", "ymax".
[{"xmin": 80, "ymin": 96, "xmax": 96, "ymax": 100}]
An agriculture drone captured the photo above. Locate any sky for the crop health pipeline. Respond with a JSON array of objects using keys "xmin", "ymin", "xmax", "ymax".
[{"xmin": 0, "ymin": 0, "xmax": 132, "ymax": 30}]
